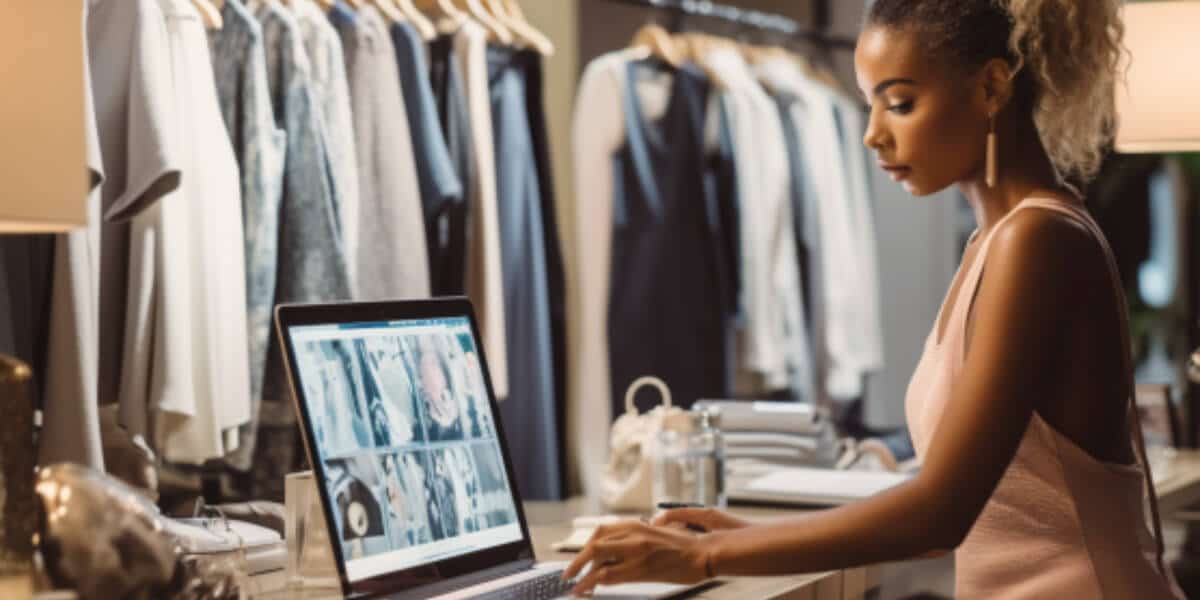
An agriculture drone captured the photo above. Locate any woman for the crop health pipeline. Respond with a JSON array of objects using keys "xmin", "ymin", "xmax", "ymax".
[
  {"xmin": 416, "ymin": 338, "xmax": 464, "ymax": 441},
  {"xmin": 565, "ymin": 1, "xmax": 1185, "ymax": 597}
]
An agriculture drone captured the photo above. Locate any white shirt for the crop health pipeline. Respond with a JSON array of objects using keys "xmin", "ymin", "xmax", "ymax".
[
  {"xmin": 40, "ymin": 0, "xmax": 106, "ymax": 471},
  {"xmin": 121, "ymin": 0, "xmax": 253, "ymax": 464},
  {"xmin": 756, "ymin": 58, "xmax": 884, "ymax": 400},
  {"xmin": 702, "ymin": 48, "xmax": 806, "ymax": 393},
  {"xmin": 456, "ymin": 21, "xmax": 509, "ymax": 399},
  {"xmin": 88, "ymin": 0, "xmax": 183, "ymax": 412}
]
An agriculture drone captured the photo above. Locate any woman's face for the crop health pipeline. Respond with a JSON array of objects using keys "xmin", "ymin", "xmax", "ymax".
[
  {"xmin": 420, "ymin": 352, "xmax": 447, "ymax": 400},
  {"xmin": 854, "ymin": 26, "xmax": 991, "ymax": 196}
]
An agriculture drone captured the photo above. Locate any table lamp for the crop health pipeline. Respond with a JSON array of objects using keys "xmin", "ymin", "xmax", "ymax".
[
  {"xmin": 1115, "ymin": 1, "xmax": 1200, "ymax": 153},
  {"xmin": 0, "ymin": 4, "xmax": 88, "ymax": 574},
  {"xmin": 1114, "ymin": 0, "xmax": 1200, "ymax": 446}
]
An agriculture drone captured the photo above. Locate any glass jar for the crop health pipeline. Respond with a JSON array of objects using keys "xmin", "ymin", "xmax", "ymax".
[
  {"xmin": 653, "ymin": 409, "xmax": 725, "ymax": 508},
  {"xmin": 285, "ymin": 471, "xmax": 339, "ymax": 589}
]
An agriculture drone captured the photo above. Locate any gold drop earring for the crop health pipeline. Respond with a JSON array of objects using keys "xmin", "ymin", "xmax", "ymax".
[{"xmin": 986, "ymin": 112, "xmax": 998, "ymax": 188}]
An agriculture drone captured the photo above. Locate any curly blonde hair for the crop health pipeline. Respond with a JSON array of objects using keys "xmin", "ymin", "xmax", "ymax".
[{"xmin": 867, "ymin": 0, "xmax": 1125, "ymax": 185}]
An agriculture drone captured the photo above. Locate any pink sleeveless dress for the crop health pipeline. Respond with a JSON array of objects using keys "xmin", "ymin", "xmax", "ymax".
[{"xmin": 904, "ymin": 197, "xmax": 1185, "ymax": 598}]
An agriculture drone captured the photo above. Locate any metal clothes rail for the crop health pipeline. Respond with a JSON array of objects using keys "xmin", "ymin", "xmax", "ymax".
[{"xmin": 602, "ymin": 0, "xmax": 858, "ymax": 50}]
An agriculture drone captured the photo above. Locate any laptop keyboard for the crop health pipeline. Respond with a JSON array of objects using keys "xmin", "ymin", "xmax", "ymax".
[{"xmin": 475, "ymin": 569, "xmax": 574, "ymax": 599}]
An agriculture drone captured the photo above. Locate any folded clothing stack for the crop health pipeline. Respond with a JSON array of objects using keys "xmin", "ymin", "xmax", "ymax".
[
  {"xmin": 163, "ymin": 517, "xmax": 286, "ymax": 576},
  {"xmin": 694, "ymin": 401, "xmax": 843, "ymax": 468}
]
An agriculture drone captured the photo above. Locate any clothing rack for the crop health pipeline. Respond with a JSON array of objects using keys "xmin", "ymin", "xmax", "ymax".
[{"xmin": 604, "ymin": 0, "xmax": 858, "ymax": 50}]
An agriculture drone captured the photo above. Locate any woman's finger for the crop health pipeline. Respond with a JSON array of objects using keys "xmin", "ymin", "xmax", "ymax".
[
  {"xmin": 563, "ymin": 542, "xmax": 595, "ymax": 581},
  {"xmin": 563, "ymin": 520, "xmax": 649, "ymax": 581},
  {"xmin": 651, "ymin": 508, "xmax": 709, "ymax": 527}
]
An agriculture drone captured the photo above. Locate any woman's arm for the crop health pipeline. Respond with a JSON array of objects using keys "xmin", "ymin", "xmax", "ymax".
[
  {"xmin": 566, "ymin": 210, "xmax": 1085, "ymax": 590},
  {"xmin": 706, "ymin": 211, "xmax": 1084, "ymax": 576}
]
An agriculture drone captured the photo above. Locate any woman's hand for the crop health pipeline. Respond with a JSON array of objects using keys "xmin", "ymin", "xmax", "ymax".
[
  {"xmin": 561, "ymin": 520, "xmax": 712, "ymax": 595},
  {"xmin": 652, "ymin": 507, "xmax": 751, "ymax": 532}
]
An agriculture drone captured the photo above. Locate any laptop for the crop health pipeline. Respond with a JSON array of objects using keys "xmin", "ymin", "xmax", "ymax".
[{"xmin": 275, "ymin": 299, "xmax": 698, "ymax": 599}]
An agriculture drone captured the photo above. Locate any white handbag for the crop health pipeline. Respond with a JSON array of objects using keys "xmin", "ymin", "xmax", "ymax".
[{"xmin": 601, "ymin": 376, "xmax": 687, "ymax": 511}]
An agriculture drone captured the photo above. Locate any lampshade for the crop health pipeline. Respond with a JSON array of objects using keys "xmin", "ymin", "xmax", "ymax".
[
  {"xmin": 0, "ymin": 4, "xmax": 87, "ymax": 232},
  {"xmin": 1115, "ymin": 1, "xmax": 1200, "ymax": 153}
]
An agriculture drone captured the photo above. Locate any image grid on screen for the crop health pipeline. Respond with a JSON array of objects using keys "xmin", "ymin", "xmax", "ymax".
[{"xmin": 290, "ymin": 318, "xmax": 519, "ymax": 567}]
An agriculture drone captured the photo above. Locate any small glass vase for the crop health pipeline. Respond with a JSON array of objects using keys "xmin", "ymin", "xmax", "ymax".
[{"xmin": 285, "ymin": 471, "xmax": 339, "ymax": 589}]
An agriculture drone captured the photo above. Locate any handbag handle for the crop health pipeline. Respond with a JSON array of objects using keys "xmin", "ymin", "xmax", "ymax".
[{"xmin": 623, "ymin": 376, "xmax": 672, "ymax": 416}]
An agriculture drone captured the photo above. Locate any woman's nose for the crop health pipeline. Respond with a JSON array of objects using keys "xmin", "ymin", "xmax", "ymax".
[{"xmin": 863, "ymin": 111, "xmax": 889, "ymax": 151}]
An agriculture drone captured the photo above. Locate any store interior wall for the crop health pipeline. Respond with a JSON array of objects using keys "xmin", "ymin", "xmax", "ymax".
[{"xmin": 525, "ymin": 0, "xmax": 962, "ymax": 448}]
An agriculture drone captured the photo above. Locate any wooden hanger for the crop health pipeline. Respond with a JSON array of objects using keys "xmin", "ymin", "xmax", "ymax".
[
  {"xmin": 345, "ymin": 0, "xmax": 364, "ymax": 9},
  {"xmin": 798, "ymin": 48, "xmax": 847, "ymax": 96},
  {"xmin": 630, "ymin": 23, "xmax": 683, "ymax": 67},
  {"xmin": 740, "ymin": 41, "xmax": 772, "ymax": 66},
  {"xmin": 680, "ymin": 32, "xmax": 736, "ymax": 64},
  {"xmin": 413, "ymin": 0, "xmax": 466, "ymax": 33},
  {"xmin": 314, "ymin": 0, "xmax": 336, "ymax": 10},
  {"xmin": 396, "ymin": 0, "xmax": 437, "ymax": 39},
  {"xmin": 369, "ymin": 0, "xmax": 408, "ymax": 22},
  {"xmin": 486, "ymin": 0, "xmax": 553, "ymax": 55},
  {"xmin": 452, "ymin": 0, "xmax": 514, "ymax": 44},
  {"xmin": 192, "ymin": 0, "xmax": 224, "ymax": 29}
]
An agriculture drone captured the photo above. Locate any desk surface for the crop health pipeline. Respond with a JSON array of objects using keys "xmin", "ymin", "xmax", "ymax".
[
  {"xmin": 8, "ymin": 448, "xmax": 1200, "ymax": 600},
  {"xmin": 245, "ymin": 497, "xmax": 870, "ymax": 600},
  {"xmin": 522, "ymin": 497, "xmax": 873, "ymax": 600},
  {"xmin": 1153, "ymin": 448, "xmax": 1200, "ymax": 515}
]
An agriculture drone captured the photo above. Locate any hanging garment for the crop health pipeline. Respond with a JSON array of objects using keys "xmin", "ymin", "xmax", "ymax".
[
  {"xmin": 755, "ymin": 57, "xmax": 873, "ymax": 403},
  {"xmin": 703, "ymin": 49, "xmax": 808, "ymax": 397},
  {"xmin": 764, "ymin": 86, "xmax": 821, "ymax": 405},
  {"xmin": 454, "ymin": 20, "xmax": 509, "ymax": 399},
  {"xmin": 518, "ymin": 49, "xmax": 569, "ymax": 486},
  {"xmin": 39, "ymin": 5, "xmax": 107, "ymax": 470},
  {"xmin": 253, "ymin": 0, "xmax": 353, "ymax": 499},
  {"xmin": 606, "ymin": 58, "xmax": 728, "ymax": 422},
  {"xmin": 568, "ymin": 48, "xmax": 640, "ymax": 496},
  {"xmin": 295, "ymin": 0, "xmax": 361, "ymax": 291},
  {"xmin": 208, "ymin": 0, "xmax": 287, "ymax": 471},
  {"xmin": 905, "ymin": 197, "xmax": 1185, "ymax": 598},
  {"xmin": 87, "ymin": 0, "xmax": 183, "ymax": 410},
  {"xmin": 428, "ymin": 35, "xmax": 474, "ymax": 296},
  {"xmin": 116, "ymin": 0, "xmax": 253, "ymax": 464},
  {"xmin": 391, "ymin": 22, "xmax": 464, "ymax": 296},
  {"xmin": 706, "ymin": 97, "xmax": 744, "ymax": 397},
  {"xmin": 487, "ymin": 46, "xmax": 562, "ymax": 500},
  {"xmin": 255, "ymin": 0, "xmax": 352, "ymax": 412},
  {"xmin": 328, "ymin": 4, "xmax": 429, "ymax": 302},
  {"xmin": 830, "ymin": 101, "xmax": 885, "ymax": 397}
]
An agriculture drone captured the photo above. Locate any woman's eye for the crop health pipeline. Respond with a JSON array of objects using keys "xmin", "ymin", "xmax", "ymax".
[{"xmin": 887, "ymin": 100, "xmax": 914, "ymax": 115}]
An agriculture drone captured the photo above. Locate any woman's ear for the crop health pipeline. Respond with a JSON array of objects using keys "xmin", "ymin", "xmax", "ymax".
[{"xmin": 978, "ymin": 57, "xmax": 1016, "ymax": 116}]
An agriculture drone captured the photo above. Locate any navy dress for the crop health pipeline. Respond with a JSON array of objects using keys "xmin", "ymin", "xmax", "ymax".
[
  {"xmin": 487, "ymin": 47, "xmax": 565, "ymax": 500},
  {"xmin": 608, "ymin": 60, "xmax": 736, "ymax": 419}
]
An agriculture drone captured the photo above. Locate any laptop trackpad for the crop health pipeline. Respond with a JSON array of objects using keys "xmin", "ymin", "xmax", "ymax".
[{"xmin": 564, "ymin": 582, "xmax": 692, "ymax": 599}]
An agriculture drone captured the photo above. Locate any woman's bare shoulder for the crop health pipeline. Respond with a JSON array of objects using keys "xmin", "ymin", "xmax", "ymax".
[{"xmin": 982, "ymin": 203, "xmax": 1102, "ymax": 317}]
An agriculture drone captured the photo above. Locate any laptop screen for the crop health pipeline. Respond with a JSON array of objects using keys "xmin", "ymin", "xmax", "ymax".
[{"xmin": 285, "ymin": 316, "xmax": 523, "ymax": 582}]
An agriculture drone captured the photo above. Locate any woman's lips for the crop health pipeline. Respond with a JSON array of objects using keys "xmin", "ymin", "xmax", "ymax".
[{"xmin": 878, "ymin": 162, "xmax": 912, "ymax": 181}]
